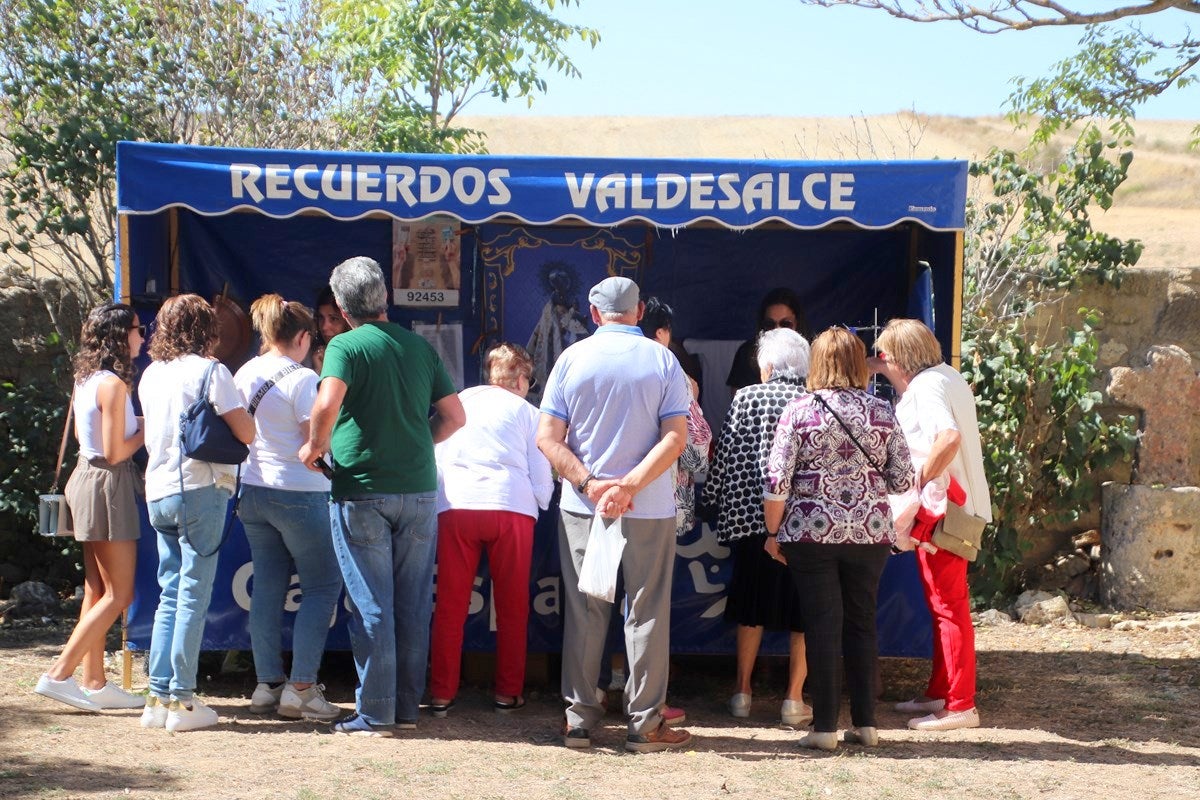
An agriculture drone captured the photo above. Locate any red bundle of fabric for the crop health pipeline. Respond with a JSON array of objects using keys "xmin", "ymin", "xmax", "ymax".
[{"xmin": 910, "ymin": 477, "xmax": 966, "ymax": 544}]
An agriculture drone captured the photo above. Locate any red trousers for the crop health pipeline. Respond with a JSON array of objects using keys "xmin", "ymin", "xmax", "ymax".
[
  {"xmin": 430, "ymin": 509, "xmax": 534, "ymax": 699},
  {"xmin": 915, "ymin": 545, "xmax": 977, "ymax": 712}
]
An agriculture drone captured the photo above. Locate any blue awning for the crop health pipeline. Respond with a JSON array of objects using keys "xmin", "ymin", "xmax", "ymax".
[{"xmin": 117, "ymin": 141, "xmax": 967, "ymax": 232}]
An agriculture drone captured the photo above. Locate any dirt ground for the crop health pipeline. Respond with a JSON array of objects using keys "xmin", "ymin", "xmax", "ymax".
[{"xmin": 2, "ymin": 617, "xmax": 1198, "ymax": 800}]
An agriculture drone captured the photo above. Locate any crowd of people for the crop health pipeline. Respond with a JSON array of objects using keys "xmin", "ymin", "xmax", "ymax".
[{"xmin": 34, "ymin": 263, "xmax": 991, "ymax": 752}]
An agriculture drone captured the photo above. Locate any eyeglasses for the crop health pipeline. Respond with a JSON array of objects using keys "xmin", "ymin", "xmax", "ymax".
[
  {"xmin": 761, "ymin": 319, "xmax": 796, "ymax": 331},
  {"xmin": 130, "ymin": 325, "xmax": 146, "ymax": 335}
]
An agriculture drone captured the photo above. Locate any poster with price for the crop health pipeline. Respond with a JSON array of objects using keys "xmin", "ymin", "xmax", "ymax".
[{"xmin": 392, "ymin": 216, "xmax": 461, "ymax": 307}]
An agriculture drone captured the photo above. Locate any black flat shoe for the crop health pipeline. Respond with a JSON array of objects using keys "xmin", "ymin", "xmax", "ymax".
[
  {"xmin": 429, "ymin": 700, "xmax": 455, "ymax": 718},
  {"xmin": 493, "ymin": 696, "xmax": 526, "ymax": 714}
]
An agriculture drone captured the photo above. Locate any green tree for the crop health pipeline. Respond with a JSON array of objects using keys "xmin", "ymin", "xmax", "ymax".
[
  {"xmin": 0, "ymin": 0, "xmax": 348, "ymax": 314},
  {"xmin": 321, "ymin": 0, "xmax": 600, "ymax": 153},
  {"xmin": 796, "ymin": 1, "xmax": 1200, "ymax": 145},
  {"xmin": 961, "ymin": 136, "xmax": 1140, "ymax": 600}
]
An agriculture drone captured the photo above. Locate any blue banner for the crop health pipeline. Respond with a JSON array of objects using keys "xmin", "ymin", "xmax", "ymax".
[
  {"xmin": 117, "ymin": 142, "xmax": 967, "ymax": 232},
  {"xmin": 127, "ymin": 494, "xmax": 931, "ymax": 658}
]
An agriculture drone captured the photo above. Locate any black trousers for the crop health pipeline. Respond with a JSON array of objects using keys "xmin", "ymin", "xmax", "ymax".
[{"xmin": 781, "ymin": 541, "xmax": 891, "ymax": 732}]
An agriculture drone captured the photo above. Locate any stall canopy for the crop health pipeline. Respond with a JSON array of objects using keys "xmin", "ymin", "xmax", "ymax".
[
  {"xmin": 115, "ymin": 141, "xmax": 970, "ymax": 659},
  {"xmin": 117, "ymin": 142, "xmax": 966, "ymax": 230}
]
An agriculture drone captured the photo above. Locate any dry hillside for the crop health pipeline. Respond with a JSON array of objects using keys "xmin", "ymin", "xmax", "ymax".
[{"xmin": 463, "ymin": 113, "xmax": 1200, "ymax": 269}]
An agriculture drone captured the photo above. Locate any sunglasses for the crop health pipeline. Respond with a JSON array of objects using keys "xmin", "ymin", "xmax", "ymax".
[
  {"xmin": 130, "ymin": 324, "xmax": 147, "ymax": 335},
  {"xmin": 761, "ymin": 319, "xmax": 796, "ymax": 331}
]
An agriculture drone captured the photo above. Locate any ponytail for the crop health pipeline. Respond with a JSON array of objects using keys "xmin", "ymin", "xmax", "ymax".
[{"xmin": 251, "ymin": 293, "xmax": 314, "ymax": 352}]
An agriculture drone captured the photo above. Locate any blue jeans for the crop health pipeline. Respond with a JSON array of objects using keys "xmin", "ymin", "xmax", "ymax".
[
  {"xmin": 330, "ymin": 491, "xmax": 437, "ymax": 727},
  {"xmin": 146, "ymin": 484, "xmax": 231, "ymax": 702},
  {"xmin": 239, "ymin": 485, "xmax": 343, "ymax": 685}
]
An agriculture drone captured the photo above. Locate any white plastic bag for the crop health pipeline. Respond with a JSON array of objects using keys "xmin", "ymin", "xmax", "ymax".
[{"xmin": 578, "ymin": 514, "xmax": 626, "ymax": 602}]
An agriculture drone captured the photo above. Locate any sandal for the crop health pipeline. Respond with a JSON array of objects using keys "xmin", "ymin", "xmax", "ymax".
[{"xmin": 493, "ymin": 696, "xmax": 526, "ymax": 714}]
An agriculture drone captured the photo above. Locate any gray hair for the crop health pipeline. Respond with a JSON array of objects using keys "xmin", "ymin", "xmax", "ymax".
[
  {"xmin": 329, "ymin": 256, "xmax": 388, "ymax": 322},
  {"xmin": 756, "ymin": 327, "xmax": 810, "ymax": 377}
]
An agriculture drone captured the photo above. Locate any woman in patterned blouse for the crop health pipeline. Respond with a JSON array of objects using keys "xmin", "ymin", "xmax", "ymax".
[
  {"xmin": 707, "ymin": 327, "xmax": 812, "ymax": 727},
  {"xmin": 764, "ymin": 326, "xmax": 914, "ymax": 751}
]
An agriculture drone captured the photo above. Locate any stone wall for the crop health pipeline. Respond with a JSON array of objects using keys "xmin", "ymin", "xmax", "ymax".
[{"xmin": 0, "ymin": 265, "xmax": 80, "ymax": 383}]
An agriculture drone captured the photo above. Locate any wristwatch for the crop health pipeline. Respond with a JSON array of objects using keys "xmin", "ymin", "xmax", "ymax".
[{"xmin": 577, "ymin": 473, "xmax": 596, "ymax": 494}]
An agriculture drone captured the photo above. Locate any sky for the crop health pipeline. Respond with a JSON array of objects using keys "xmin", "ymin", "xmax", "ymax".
[{"xmin": 467, "ymin": 0, "xmax": 1200, "ymax": 120}]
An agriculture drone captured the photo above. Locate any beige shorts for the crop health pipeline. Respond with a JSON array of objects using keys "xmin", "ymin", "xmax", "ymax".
[{"xmin": 64, "ymin": 456, "xmax": 142, "ymax": 543}]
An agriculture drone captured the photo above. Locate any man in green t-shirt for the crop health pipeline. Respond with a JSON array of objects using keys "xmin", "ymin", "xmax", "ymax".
[{"xmin": 301, "ymin": 256, "xmax": 465, "ymax": 736}]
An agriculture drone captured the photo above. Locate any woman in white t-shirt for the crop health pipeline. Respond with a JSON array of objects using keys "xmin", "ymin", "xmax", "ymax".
[
  {"xmin": 138, "ymin": 295, "xmax": 255, "ymax": 733},
  {"xmin": 428, "ymin": 343, "xmax": 553, "ymax": 716},
  {"xmin": 234, "ymin": 295, "xmax": 343, "ymax": 722},
  {"xmin": 34, "ymin": 304, "xmax": 147, "ymax": 712}
]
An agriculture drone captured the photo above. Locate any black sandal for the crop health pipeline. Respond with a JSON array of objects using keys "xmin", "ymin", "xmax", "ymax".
[{"xmin": 493, "ymin": 696, "xmax": 526, "ymax": 714}]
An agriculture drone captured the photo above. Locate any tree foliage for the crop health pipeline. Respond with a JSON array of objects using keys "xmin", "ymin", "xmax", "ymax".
[
  {"xmin": 321, "ymin": 0, "xmax": 600, "ymax": 153},
  {"xmin": 0, "ymin": 0, "xmax": 347, "ymax": 316},
  {"xmin": 796, "ymin": 1, "xmax": 1200, "ymax": 144},
  {"xmin": 960, "ymin": 135, "xmax": 1140, "ymax": 600}
]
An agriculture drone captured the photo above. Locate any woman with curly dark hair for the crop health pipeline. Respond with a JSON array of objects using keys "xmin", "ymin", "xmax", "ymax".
[
  {"xmin": 34, "ymin": 303, "xmax": 147, "ymax": 712},
  {"xmin": 137, "ymin": 294, "xmax": 254, "ymax": 732}
]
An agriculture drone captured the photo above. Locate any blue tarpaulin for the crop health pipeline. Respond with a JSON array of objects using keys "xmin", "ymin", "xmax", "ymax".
[{"xmin": 116, "ymin": 142, "xmax": 966, "ymax": 659}]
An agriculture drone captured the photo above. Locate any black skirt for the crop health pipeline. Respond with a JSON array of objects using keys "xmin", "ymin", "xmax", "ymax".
[{"xmin": 723, "ymin": 534, "xmax": 805, "ymax": 632}]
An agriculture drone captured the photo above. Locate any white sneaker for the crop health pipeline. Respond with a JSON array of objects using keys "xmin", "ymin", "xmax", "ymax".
[
  {"xmin": 729, "ymin": 692, "xmax": 752, "ymax": 718},
  {"xmin": 249, "ymin": 682, "xmax": 283, "ymax": 714},
  {"xmin": 780, "ymin": 698, "xmax": 813, "ymax": 727},
  {"xmin": 607, "ymin": 668, "xmax": 627, "ymax": 691},
  {"xmin": 166, "ymin": 699, "xmax": 219, "ymax": 732},
  {"xmin": 895, "ymin": 696, "xmax": 945, "ymax": 714},
  {"xmin": 843, "ymin": 726, "xmax": 880, "ymax": 746},
  {"xmin": 798, "ymin": 730, "xmax": 838, "ymax": 751},
  {"xmin": 34, "ymin": 674, "xmax": 100, "ymax": 712},
  {"xmin": 908, "ymin": 707, "xmax": 980, "ymax": 731},
  {"xmin": 82, "ymin": 682, "xmax": 146, "ymax": 710},
  {"xmin": 140, "ymin": 696, "xmax": 168, "ymax": 729},
  {"xmin": 279, "ymin": 683, "xmax": 343, "ymax": 721}
]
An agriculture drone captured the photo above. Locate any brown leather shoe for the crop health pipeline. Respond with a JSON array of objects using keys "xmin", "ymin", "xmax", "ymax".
[{"xmin": 625, "ymin": 722, "xmax": 693, "ymax": 753}]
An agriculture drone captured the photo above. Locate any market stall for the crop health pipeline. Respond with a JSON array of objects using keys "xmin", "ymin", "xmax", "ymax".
[{"xmin": 115, "ymin": 141, "xmax": 969, "ymax": 658}]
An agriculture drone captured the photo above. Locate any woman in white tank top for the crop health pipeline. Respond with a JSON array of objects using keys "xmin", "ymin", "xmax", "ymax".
[{"xmin": 34, "ymin": 303, "xmax": 147, "ymax": 712}]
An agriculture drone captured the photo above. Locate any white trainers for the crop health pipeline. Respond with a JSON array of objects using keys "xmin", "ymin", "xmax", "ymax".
[
  {"xmin": 728, "ymin": 692, "xmax": 752, "ymax": 718},
  {"xmin": 34, "ymin": 674, "xmax": 100, "ymax": 712},
  {"xmin": 895, "ymin": 696, "xmax": 945, "ymax": 714},
  {"xmin": 82, "ymin": 681, "xmax": 146, "ymax": 710},
  {"xmin": 780, "ymin": 698, "xmax": 813, "ymax": 727},
  {"xmin": 140, "ymin": 695, "xmax": 168, "ymax": 728},
  {"xmin": 249, "ymin": 682, "xmax": 283, "ymax": 714},
  {"xmin": 908, "ymin": 707, "xmax": 980, "ymax": 731},
  {"xmin": 798, "ymin": 730, "xmax": 838, "ymax": 751},
  {"xmin": 279, "ymin": 683, "xmax": 343, "ymax": 721},
  {"xmin": 166, "ymin": 699, "xmax": 219, "ymax": 732}
]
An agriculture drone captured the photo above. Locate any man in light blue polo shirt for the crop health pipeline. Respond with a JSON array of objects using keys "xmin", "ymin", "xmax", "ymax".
[{"xmin": 536, "ymin": 276, "xmax": 693, "ymax": 753}]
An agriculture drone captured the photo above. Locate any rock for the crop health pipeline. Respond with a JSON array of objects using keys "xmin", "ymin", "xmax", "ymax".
[
  {"xmin": 973, "ymin": 609, "xmax": 1015, "ymax": 627},
  {"xmin": 1014, "ymin": 589, "xmax": 1055, "ymax": 617},
  {"xmin": 1019, "ymin": 595, "xmax": 1075, "ymax": 625},
  {"xmin": 1105, "ymin": 345, "xmax": 1200, "ymax": 487},
  {"xmin": 8, "ymin": 581, "xmax": 61, "ymax": 618},
  {"xmin": 1074, "ymin": 612, "xmax": 1113, "ymax": 629},
  {"xmin": 1101, "ymin": 483, "xmax": 1200, "ymax": 611},
  {"xmin": 1073, "ymin": 529, "xmax": 1102, "ymax": 549},
  {"xmin": 1057, "ymin": 552, "xmax": 1092, "ymax": 578},
  {"xmin": 1113, "ymin": 619, "xmax": 1149, "ymax": 631}
]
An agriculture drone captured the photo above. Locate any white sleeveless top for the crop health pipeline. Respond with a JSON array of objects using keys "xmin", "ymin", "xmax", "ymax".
[{"xmin": 74, "ymin": 370, "xmax": 138, "ymax": 461}]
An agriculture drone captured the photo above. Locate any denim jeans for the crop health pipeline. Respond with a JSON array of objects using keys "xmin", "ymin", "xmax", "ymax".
[
  {"xmin": 146, "ymin": 484, "xmax": 231, "ymax": 702},
  {"xmin": 330, "ymin": 491, "xmax": 437, "ymax": 727},
  {"xmin": 239, "ymin": 485, "xmax": 343, "ymax": 685}
]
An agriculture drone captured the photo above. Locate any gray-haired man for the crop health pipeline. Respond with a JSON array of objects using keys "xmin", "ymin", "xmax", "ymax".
[{"xmin": 300, "ymin": 256, "xmax": 465, "ymax": 736}]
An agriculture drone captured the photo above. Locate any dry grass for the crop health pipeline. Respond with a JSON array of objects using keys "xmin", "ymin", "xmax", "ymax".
[{"xmin": 2, "ymin": 619, "xmax": 1198, "ymax": 800}]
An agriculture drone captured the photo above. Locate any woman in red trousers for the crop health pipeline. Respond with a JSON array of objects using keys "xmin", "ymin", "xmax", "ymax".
[
  {"xmin": 873, "ymin": 319, "xmax": 993, "ymax": 732},
  {"xmin": 428, "ymin": 343, "xmax": 554, "ymax": 716}
]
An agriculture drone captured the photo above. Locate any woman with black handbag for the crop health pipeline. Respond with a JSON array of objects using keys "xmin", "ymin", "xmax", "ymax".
[
  {"xmin": 138, "ymin": 294, "xmax": 254, "ymax": 732},
  {"xmin": 34, "ymin": 304, "xmax": 147, "ymax": 712},
  {"xmin": 763, "ymin": 327, "xmax": 914, "ymax": 751}
]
